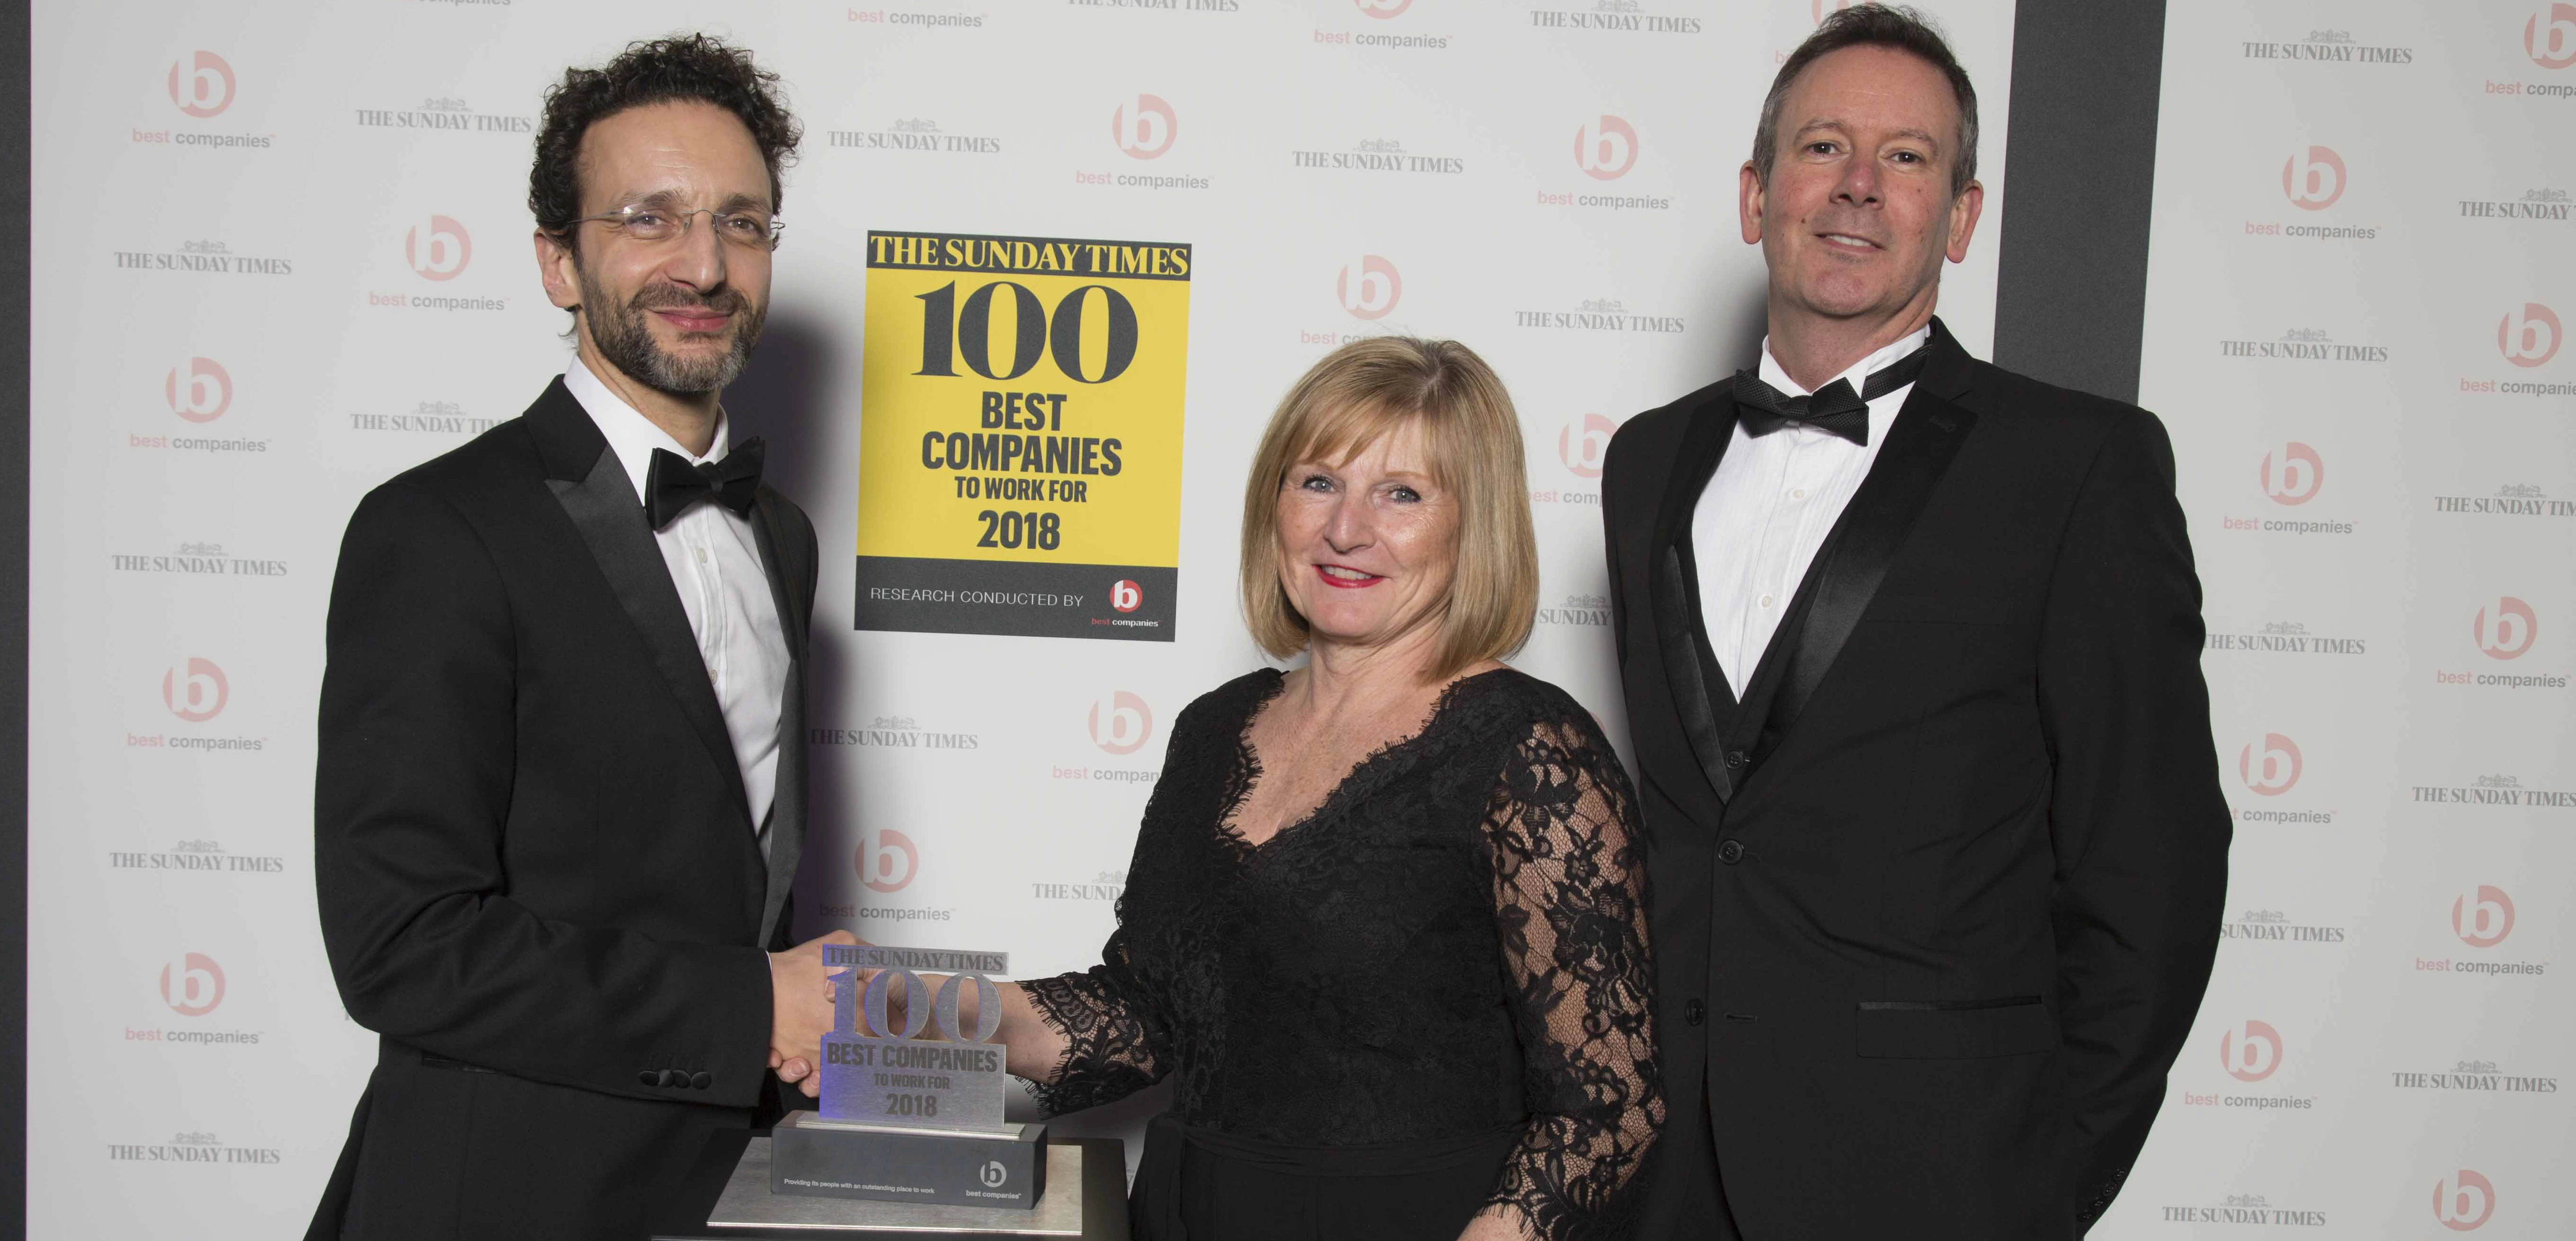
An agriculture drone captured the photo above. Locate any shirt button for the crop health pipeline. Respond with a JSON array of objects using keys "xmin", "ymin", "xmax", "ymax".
[
  {"xmin": 1791, "ymin": 488, "xmax": 1806, "ymax": 500},
  {"xmin": 695, "ymin": 547, "xmax": 709, "ymax": 563},
  {"xmin": 1684, "ymin": 999, "xmax": 1706, "ymax": 1027},
  {"xmin": 1760, "ymin": 594, "xmax": 1776, "ymax": 608}
]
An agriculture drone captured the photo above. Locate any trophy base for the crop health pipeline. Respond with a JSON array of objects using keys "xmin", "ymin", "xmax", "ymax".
[{"xmin": 770, "ymin": 1111, "xmax": 1048, "ymax": 1211}]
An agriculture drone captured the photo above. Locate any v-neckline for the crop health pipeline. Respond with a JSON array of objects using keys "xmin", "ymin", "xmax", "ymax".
[{"xmin": 1212, "ymin": 666, "xmax": 1511, "ymax": 858}]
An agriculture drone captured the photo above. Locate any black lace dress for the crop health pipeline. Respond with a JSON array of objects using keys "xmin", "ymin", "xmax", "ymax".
[{"xmin": 1023, "ymin": 667, "xmax": 1661, "ymax": 1241}]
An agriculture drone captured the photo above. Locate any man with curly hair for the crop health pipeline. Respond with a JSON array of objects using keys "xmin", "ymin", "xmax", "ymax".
[{"xmin": 307, "ymin": 36, "xmax": 846, "ymax": 1241}]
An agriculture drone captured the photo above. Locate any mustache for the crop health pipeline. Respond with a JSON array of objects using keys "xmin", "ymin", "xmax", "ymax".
[{"xmin": 629, "ymin": 285, "xmax": 750, "ymax": 317}]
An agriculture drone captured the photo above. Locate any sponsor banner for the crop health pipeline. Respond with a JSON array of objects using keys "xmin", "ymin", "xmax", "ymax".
[{"xmin": 852, "ymin": 231, "xmax": 1191, "ymax": 641}]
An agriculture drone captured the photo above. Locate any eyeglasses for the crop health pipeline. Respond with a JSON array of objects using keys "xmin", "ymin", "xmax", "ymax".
[{"xmin": 566, "ymin": 204, "xmax": 784, "ymax": 250}]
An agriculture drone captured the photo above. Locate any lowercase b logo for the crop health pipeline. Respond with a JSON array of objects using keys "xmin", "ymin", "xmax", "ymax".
[
  {"xmin": 1088, "ymin": 691, "xmax": 1153, "ymax": 756},
  {"xmin": 167, "ymin": 51, "xmax": 234, "ymax": 118},
  {"xmin": 2473, "ymin": 598, "xmax": 2538, "ymax": 660},
  {"xmin": 1574, "ymin": 116, "xmax": 1638, "ymax": 180},
  {"xmin": 1559, "ymin": 414, "xmax": 1616, "ymax": 479},
  {"xmin": 2434, "ymin": 1169, "xmax": 2495, "ymax": 1231},
  {"xmin": 1111, "ymin": 580, "xmax": 1143, "ymax": 613},
  {"xmin": 2529, "ymin": 5, "xmax": 2576, "ymax": 70},
  {"xmin": 2453, "ymin": 885, "xmax": 2515, "ymax": 948},
  {"xmin": 2258, "ymin": 443, "xmax": 2323, "ymax": 505},
  {"xmin": 2280, "ymin": 146, "xmax": 2344, "ymax": 211},
  {"xmin": 165, "ymin": 357, "xmax": 232, "ymax": 424},
  {"xmin": 160, "ymin": 952, "xmax": 225, "ymax": 1017},
  {"xmin": 1335, "ymin": 257, "xmax": 1401, "ymax": 320},
  {"xmin": 406, "ymin": 216, "xmax": 472, "ymax": 281},
  {"xmin": 2219, "ymin": 1020, "xmax": 2282, "ymax": 1082},
  {"xmin": 2498, "ymin": 303, "xmax": 2560, "ymax": 367},
  {"xmin": 2237, "ymin": 733, "xmax": 2301, "ymax": 796},
  {"xmin": 1112, "ymin": 95, "xmax": 1177, "ymax": 160},
  {"xmin": 856, "ymin": 828, "xmax": 918, "ymax": 894},
  {"xmin": 163, "ymin": 658, "xmax": 228, "ymax": 722}
]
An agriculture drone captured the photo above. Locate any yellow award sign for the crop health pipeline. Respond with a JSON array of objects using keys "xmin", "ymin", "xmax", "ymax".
[{"xmin": 853, "ymin": 231, "xmax": 1191, "ymax": 640}]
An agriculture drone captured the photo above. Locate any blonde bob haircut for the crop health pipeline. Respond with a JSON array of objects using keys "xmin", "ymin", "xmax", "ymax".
[{"xmin": 1239, "ymin": 336, "xmax": 1538, "ymax": 682}]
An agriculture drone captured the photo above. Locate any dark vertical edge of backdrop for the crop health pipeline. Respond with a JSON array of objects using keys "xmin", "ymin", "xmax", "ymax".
[
  {"xmin": 2, "ymin": 0, "xmax": 28, "ymax": 1232},
  {"xmin": 1992, "ymin": 0, "xmax": 2170, "ymax": 405}
]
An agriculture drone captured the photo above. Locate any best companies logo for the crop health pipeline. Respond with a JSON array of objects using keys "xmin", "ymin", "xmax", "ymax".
[
  {"xmin": 856, "ymin": 828, "xmax": 919, "ymax": 894},
  {"xmin": 2434, "ymin": 1169, "xmax": 2496, "ymax": 1231},
  {"xmin": 158, "ymin": 952, "xmax": 224, "ymax": 1017},
  {"xmin": 2237, "ymin": 733, "xmax": 2303, "ymax": 796},
  {"xmin": 167, "ymin": 51, "xmax": 234, "ymax": 118},
  {"xmin": 1087, "ymin": 690, "xmax": 1154, "ymax": 756},
  {"xmin": 1574, "ymin": 115, "xmax": 1638, "ymax": 180},
  {"xmin": 2418, "ymin": 880, "xmax": 2549, "ymax": 979},
  {"xmin": 2530, "ymin": 5, "xmax": 2576, "ymax": 69},
  {"xmin": 2473, "ymin": 597, "xmax": 2539, "ymax": 659},
  {"xmin": 2497, "ymin": 302, "xmax": 2560, "ymax": 366},
  {"xmin": 162, "ymin": 658, "xmax": 228, "ymax": 722},
  {"xmin": 1335, "ymin": 256, "xmax": 1402, "ymax": 321},
  {"xmin": 2220, "ymin": 1020, "xmax": 2283, "ymax": 1082},
  {"xmin": 166, "ymin": 357, "xmax": 231, "ymax": 424},
  {"xmin": 2453, "ymin": 885, "xmax": 2516, "ymax": 948},
  {"xmin": 405, "ymin": 216, "xmax": 472, "ymax": 281},
  {"xmin": 2282, "ymin": 146, "xmax": 2346, "ymax": 210},
  {"xmin": 1112, "ymin": 95, "xmax": 1177, "ymax": 160},
  {"xmin": 2259, "ymin": 443, "xmax": 2323, "ymax": 505},
  {"xmin": 1558, "ymin": 414, "xmax": 1616, "ymax": 480}
]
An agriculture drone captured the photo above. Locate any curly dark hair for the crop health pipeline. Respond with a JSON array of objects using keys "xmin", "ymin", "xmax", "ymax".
[{"xmin": 529, "ymin": 34, "xmax": 802, "ymax": 253}]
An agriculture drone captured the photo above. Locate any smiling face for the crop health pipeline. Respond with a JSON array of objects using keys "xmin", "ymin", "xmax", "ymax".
[
  {"xmin": 1274, "ymin": 418, "xmax": 1462, "ymax": 656},
  {"xmin": 1741, "ymin": 44, "xmax": 1983, "ymax": 331},
  {"xmin": 537, "ymin": 101, "xmax": 774, "ymax": 395}
]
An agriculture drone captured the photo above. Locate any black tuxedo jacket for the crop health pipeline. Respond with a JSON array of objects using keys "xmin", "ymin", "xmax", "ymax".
[
  {"xmin": 1602, "ymin": 322, "xmax": 2230, "ymax": 1238},
  {"xmin": 306, "ymin": 379, "xmax": 818, "ymax": 1241}
]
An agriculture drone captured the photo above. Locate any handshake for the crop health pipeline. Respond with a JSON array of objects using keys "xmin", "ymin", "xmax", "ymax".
[{"xmin": 766, "ymin": 929, "xmax": 859, "ymax": 1098}]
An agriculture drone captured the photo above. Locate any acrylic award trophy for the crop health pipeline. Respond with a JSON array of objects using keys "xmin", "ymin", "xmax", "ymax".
[{"xmin": 768, "ymin": 945, "xmax": 1047, "ymax": 1210}]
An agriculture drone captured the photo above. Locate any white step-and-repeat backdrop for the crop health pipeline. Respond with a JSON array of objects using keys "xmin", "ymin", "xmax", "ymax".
[
  {"xmin": 19, "ymin": 0, "xmax": 2566, "ymax": 1237},
  {"xmin": 2124, "ymin": 3, "xmax": 2574, "ymax": 1233}
]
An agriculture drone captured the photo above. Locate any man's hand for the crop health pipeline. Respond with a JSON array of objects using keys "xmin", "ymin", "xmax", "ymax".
[{"xmin": 769, "ymin": 930, "xmax": 858, "ymax": 1097}]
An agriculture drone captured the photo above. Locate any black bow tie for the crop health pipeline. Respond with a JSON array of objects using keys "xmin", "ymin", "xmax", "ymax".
[
  {"xmin": 644, "ymin": 438, "xmax": 765, "ymax": 530},
  {"xmin": 1731, "ymin": 344, "xmax": 1931, "ymax": 446}
]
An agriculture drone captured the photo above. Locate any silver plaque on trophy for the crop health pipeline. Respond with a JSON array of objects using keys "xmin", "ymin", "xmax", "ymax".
[{"xmin": 764, "ymin": 945, "xmax": 1048, "ymax": 1212}]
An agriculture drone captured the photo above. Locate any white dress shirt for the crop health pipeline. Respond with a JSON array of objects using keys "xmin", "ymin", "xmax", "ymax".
[
  {"xmin": 1690, "ymin": 326, "xmax": 1930, "ymax": 691},
  {"xmin": 564, "ymin": 357, "xmax": 790, "ymax": 855}
]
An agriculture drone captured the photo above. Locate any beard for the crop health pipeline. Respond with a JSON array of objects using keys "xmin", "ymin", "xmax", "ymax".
[{"xmin": 577, "ymin": 268, "xmax": 767, "ymax": 396}]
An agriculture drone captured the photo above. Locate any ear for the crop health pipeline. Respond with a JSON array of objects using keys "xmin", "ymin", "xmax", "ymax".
[
  {"xmin": 1738, "ymin": 161, "xmax": 1766, "ymax": 246},
  {"xmin": 1944, "ymin": 180, "xmax": 1985, "ymax": 264},
  {"xmin": 535, "ymin": 229, "xmax": 582, "ymax": 313}
]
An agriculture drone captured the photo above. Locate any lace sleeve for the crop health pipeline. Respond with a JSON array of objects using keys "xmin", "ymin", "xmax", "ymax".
[
  {"xmin": 1018, "ymin": 926, "xmax": 1170, "ymax": 1117},
  {"xmin": 1480, "ymin": 713, "xmax": 1663, "ymax": 1241}
]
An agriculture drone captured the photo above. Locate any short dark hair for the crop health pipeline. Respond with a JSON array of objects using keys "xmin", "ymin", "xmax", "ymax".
[
  {"xmin": 529, "ymin": 34, "xmax": 802, "ymax": 251},
  {"xmin": 1751, "ymin": 4, "xmax": 1978, "ymax": 196}
]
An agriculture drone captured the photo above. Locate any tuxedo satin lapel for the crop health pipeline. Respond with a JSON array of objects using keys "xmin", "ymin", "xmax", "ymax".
[
  {"xmin": 749, "ymin": 490, "xmax": 807, "ymax": 945},
  {"xmin": 1763, "ymin": 389, "xmax": 1980, "ymax": 752},
  {"xmin": 547, "ymin": 451, "xmax": 755, "ymax": 835},
  {"xmin": 1649, "ymin": 402, "xmax": 1742, "ymax": 806}
]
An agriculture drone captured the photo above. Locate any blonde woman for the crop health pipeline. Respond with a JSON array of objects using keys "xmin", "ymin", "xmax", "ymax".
[{"xmin": 865, "ymin": 339, "xmax": 1661, "ymax": 1240}]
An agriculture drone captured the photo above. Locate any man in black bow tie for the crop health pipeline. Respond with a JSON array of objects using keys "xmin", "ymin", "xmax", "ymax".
[
  {"xmin": 1600, "ymin": 6, "xmax": 2228, "ymax": 1238},
  {"xmin": 307, "ymin": 35, "xmax": 850, "ymax": 1241}
]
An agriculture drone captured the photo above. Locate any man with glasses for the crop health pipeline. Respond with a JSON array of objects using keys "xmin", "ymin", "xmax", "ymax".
[{"xmin": 307, "ymin": 36, "xmax": 846, "ymax": 1241}]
